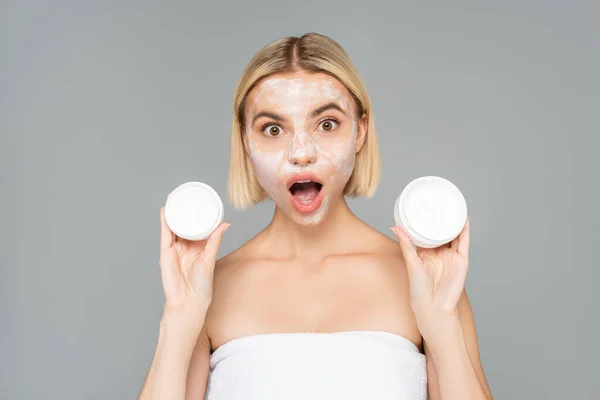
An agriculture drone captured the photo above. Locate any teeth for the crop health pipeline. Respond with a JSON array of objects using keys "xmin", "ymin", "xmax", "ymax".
[{"xmin": 296, "ymin": 180, "xmax": 311, "ymax": 183}]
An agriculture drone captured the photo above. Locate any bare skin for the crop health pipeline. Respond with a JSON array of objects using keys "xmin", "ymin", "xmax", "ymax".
[
  {"xmin": 208, "ymin": 208, "xmax": 419, "ymax": 348},
  {"xmin": 141, "ymin": 71, "xmax": 493, "ymax": 400}
]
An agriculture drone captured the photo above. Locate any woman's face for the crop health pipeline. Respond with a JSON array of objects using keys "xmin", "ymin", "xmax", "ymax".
[{"xmin": 243, "ymin": 71, "xmax": 367, "ymax": 225}]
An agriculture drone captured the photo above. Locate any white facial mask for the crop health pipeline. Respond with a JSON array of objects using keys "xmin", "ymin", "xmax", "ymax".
[{"xmin": 245, "ymin": 76, "xmax": 359, "ymax": 225}]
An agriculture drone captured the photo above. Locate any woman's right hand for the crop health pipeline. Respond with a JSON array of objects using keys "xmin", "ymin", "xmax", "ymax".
[{"xmin": 158, "ymin": 202, "xmax": 230, "ymax": 315}]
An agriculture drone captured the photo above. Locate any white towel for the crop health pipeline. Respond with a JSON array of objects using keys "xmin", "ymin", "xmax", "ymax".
[{"xmin": 206, "ymin": 330, "xmax": 428, "ymax": 400}]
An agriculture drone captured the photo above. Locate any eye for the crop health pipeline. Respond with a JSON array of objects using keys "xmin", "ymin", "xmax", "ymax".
[
  {"xmin": 318, "ymin": 118, "xmax": 339, "ymax": 132},
  {"xmin": 262, "ymin": 124, "xmax": 283, "ymax": 137}
]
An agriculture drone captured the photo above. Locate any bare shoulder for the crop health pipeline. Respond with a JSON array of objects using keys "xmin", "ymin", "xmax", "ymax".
[
  {"xmin": 204, "ymin": 239, "xmax": 263, "ymax": 332},
  {"xmin": 350, "ymin": 222, "xmax": 409, "ymax": 275},
  {"xmin": 337, "ymin": 223, "xmax": 415, "ymax": 313},
  {"xmin": 213, "ymin": 244, "xmax": 248, "ymax": 279},
  {"xmin": 325, "ymin": 223, "xmax": 420, "ymax": 346},
  {"xmin": 210, "ymin": 242, "xmax": 255, "ymax": 305},
  {"xmin": 326, "ymin": 223, "xmax": 414, "ymax": 306}
]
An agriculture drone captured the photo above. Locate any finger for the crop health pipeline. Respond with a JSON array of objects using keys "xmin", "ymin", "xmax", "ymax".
[
  {"xmin": 165, "ymin": 192, "xmax": 177, "ymax": 244},
  {"xmin": 202, "ymin": 223, "xmax": 231, "ymax": 266},
  {"xmin": 159, "ymin": 244, "xmax": 180, "ymax": 284},
  {"xmin": 160, "ymin": 207, "xmax": 174, "ymax": 249},
  {"xmin": 450, "ymin": 236, "xmax": 459, "ymax": 251},
  {"xmin": 391, "ymin": 227, "xmax": 421, "ymax": 276},
  {"xmin": 457, "ymin": 216, "xmax": 470, "ymax": 257}
]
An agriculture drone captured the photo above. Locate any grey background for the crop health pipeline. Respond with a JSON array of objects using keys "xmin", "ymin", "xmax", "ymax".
[{"xmin": 1, "ymin": 1, "xmax": 598, "ymax": 399}]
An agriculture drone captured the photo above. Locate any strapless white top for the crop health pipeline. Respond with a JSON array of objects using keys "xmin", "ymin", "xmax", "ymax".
[{"xmin": 205, "ymin": 331, "xmax": 428, "ymax": 400}]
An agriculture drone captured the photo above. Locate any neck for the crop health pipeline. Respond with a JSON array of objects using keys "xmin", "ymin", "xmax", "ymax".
[{"xmin": 263, "ymin": 196, "xmax": 361, "ymax": 262}]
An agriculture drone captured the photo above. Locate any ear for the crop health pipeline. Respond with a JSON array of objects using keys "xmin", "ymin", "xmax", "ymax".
[{"xmin": 355, "ymin": 112, "xmax": 368, "ymax": 153}]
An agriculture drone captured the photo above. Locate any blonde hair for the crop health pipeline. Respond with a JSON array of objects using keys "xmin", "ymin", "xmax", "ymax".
[{"xmin": 228, "ymin": 32, "xmax": 381, "ymax": 210}]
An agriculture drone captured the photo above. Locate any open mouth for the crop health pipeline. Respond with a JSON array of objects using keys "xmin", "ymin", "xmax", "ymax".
[{"xmin": 289, "ymin": 180, "xmax": 323, "ymax": 204}]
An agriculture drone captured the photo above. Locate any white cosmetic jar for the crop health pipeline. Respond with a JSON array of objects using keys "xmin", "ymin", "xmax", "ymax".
[
  {"xmin": 394, "ymin": 176, "xmax": 467, "ymax": 248},
  {"xmin": 164, "ymin": 181, "xmax": 224, "ymax": 241}
]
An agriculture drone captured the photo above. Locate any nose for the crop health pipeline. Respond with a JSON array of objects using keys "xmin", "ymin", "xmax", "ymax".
[
  {"xmin": 290, "ymin": 148, "xmax": 316, "ymax": 166},
  {"xmin": 288, "ymin": 132, "xmax": 317, "ymax": 166}
]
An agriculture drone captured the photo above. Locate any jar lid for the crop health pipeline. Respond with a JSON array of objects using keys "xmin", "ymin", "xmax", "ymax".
[
  {"xmin": 401, "ymin": 176, "xmax": 467, "ymax": 243},
  {"xmin": 164, "ymin": 181, "xmax": 224, "ymax": 241}
]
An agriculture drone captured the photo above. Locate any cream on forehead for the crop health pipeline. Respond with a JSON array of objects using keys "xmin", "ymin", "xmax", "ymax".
[{"xmin": 248, "ymin": 77, "xmax": 355, "ymax": 115}]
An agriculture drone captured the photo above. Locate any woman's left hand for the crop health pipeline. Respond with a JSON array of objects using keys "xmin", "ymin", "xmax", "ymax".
[{"xmin": 391, "ymin": 217, "xmax": 471, "ymax": 322}]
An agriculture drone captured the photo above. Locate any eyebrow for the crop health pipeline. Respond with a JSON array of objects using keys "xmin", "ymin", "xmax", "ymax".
[
  {"xmin": 309, "ymin": 102, "xmax": 347, "ymax": 118},
  {"xmin": 252, "ymin": 111, "xmax": 285, "ymax": 125},
  {"xmin": 251, "ymin": 102, "xmax": 347, "ymax": 125}
]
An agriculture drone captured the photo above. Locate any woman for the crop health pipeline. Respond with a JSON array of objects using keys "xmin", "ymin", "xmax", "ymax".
[{"xmin": 139, "ymin": 32, "xmax": 493, "ymax": 400}]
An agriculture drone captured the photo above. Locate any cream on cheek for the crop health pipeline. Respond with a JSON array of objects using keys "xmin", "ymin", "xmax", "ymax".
[
  {"xmin": 315, "ymin": 118, "xmax": 358, "ymax": 187},
  {"xmin": 246, "ymin": 121, "xmax": 285, "ymax": 198}
]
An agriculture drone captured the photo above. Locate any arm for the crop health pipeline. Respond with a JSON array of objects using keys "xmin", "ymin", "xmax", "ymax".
[
  {"xmin": 423, "ymin": 290, "xmax": 493, "ymax": 400},
  {"xmin": 139, "ymin": 207, "xmax": 229, "ymax": 399},
  {"xmin": 392, "ymin": 217, "xmax": 493, "ymax": 400},
  {"xmin": 185, "ymin": 323, "xmax": 212, "ymax": 399},
  {"xmin": 138, "ymin": 308, "xmax": 207, "ymax": 400}
]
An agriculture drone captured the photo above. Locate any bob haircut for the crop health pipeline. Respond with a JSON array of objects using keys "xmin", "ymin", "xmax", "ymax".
[{"xmin": 228, "ymin": 32, "xmax": 381, "ymax": 210}]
